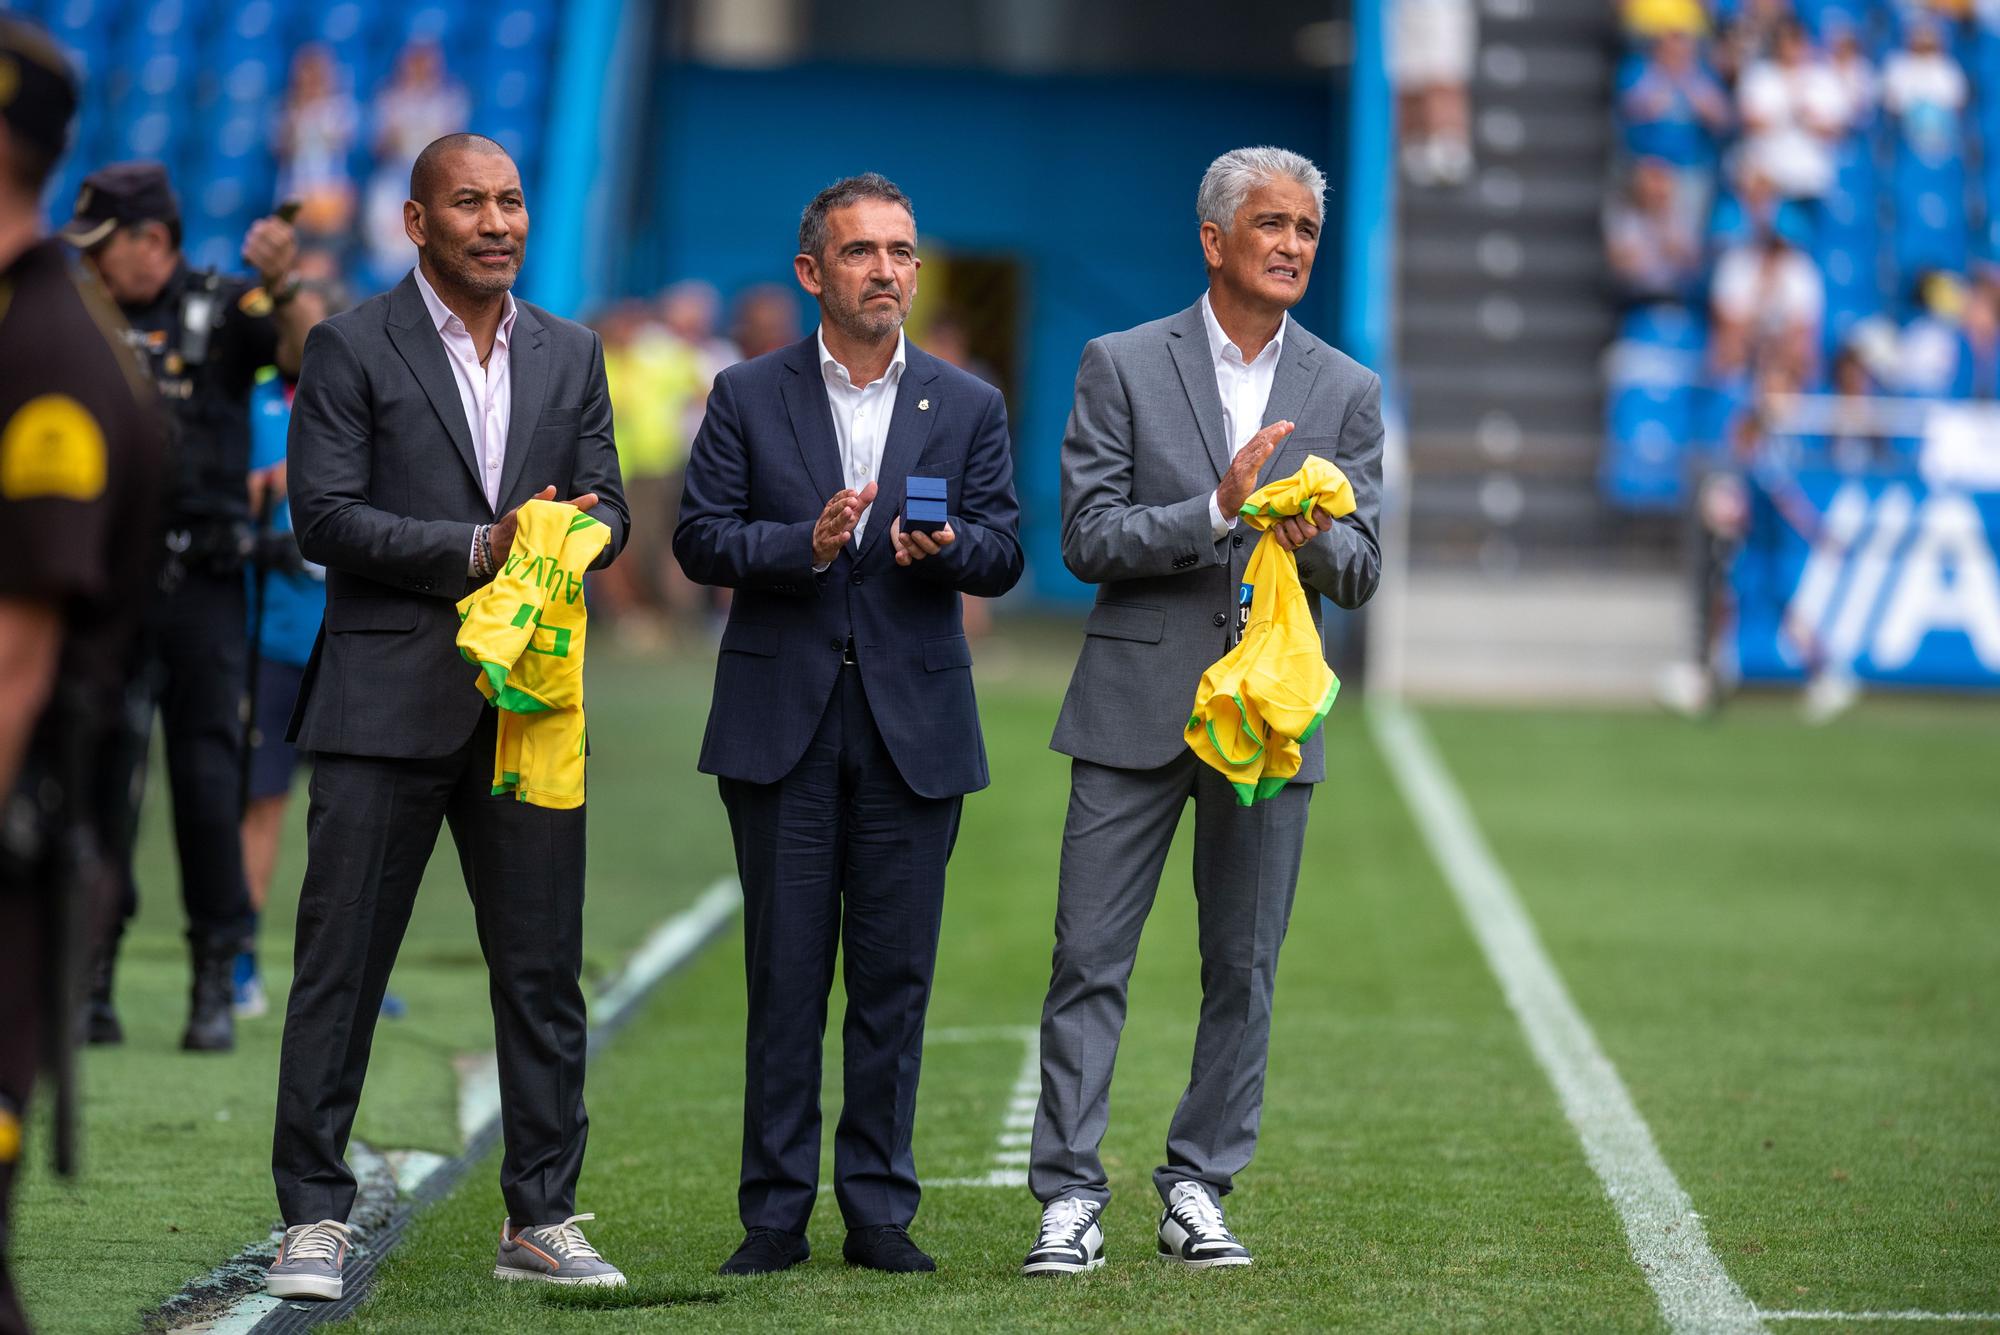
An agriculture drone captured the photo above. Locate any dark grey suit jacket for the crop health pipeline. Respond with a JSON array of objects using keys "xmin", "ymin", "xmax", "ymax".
[
  {"xmin": 285, "ymin": 272, "xmax": 628, "ymax": 759},
  {"xmin": 1049, "ymin": 299, "xmax": 1383, "ymax": 781}
]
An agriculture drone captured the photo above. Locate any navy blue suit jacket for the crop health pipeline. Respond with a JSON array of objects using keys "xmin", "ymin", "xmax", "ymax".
[{"xmin": 673, "ymin": 335, "xmax": 1023, "ymax": 799}]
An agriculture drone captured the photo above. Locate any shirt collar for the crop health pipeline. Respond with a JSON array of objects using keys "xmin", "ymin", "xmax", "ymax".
[
  {"xmin": 413, "ymin": 264, "xmax": 518, "ymax": 347},
  {"xmin": 816, "ymin": 325, "xmax": 907, "ymax": 389},
  {"xmin": 1200, "ymin": 291, "xmax": 1286, "ymax": 370}
]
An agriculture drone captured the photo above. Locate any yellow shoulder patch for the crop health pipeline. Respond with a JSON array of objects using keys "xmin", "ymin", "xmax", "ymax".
[
  {"xmin": 0, "ymin": 1102, "xmax": 20, "ymax": 1165},
  {"xmin": 1, "ymin": 394, "xmax": 108, "ymax": 502},
  {"xmin": 239, "ymin": 286, "xmax": 274, "ymax": 318}
]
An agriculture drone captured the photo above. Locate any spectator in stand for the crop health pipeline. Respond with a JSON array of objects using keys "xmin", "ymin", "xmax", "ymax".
[
  {"xmin": 362, "ymin": 41, "xmax": 468, "ymax": 289},
  {"xmin": 1710, "ymin": 157, "xmax": 1783, "ymax": 252},
  {"xmin": 659, "ymin": 279, "xmax": 738, "ymax": 444},
  {"xmin": 1825, "ymin": 18, "xmax": 1880, "ymax": 132},
  {"xmin": 1618, "ymin": 29, "xmax": 1733, "ymax": 225},
  {"xmin": 1606, "ymin": 156, "xmax": 1706, "ymax": 306},
  {"xmin": 1738, "ymin": 20, "xmax": 1854, "ymax": 200},
  {"xmin": 1882, "ymin": 15, "xmax": 1968, "ymax": 166},
  {"xmin": 1711, "ymin": 205, "xmax": 1826, "ymax": 387},
  {"xmin": 1713, "ymin": 0, "xmax": 1794, "ymax": 83},
  {"xmin": 730, "ymin": 282, "xmax": 801, "ymax": 360},
  {"xmin": 1392, "ymin": 0, "xmax": 1477, "ymax": 186},
  {"xmin": 1899, "ymin": 271, "xmax": 2000, "ymax": 396},
  {"xmin": 274, "ymin": 45, "xmax": 358, "ymax": 242}
]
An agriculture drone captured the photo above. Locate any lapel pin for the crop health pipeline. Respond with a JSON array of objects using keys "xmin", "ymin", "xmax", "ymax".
[{"xmin": 918, "ymin": 398, "xmax": 930, "ymax": 411}]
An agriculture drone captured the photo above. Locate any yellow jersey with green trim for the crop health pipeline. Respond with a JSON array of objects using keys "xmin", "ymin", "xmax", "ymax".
[
  {"xmin": 454, "ymin": 499, "xmax": 611, "ymax": 809},
  {"xmin": 1184, "ymin": 455, "xmax": 1357, "ymax": 806}
]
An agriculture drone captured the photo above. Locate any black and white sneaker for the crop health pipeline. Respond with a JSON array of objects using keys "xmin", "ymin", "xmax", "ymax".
[
  {"xmin": 1157, "ymin": 1180, "xmax": 1251, "ymax": 1268},
  {"xmin": 1021, "ymin": 1197, "xmax": 1106, "ymax": 1276}
]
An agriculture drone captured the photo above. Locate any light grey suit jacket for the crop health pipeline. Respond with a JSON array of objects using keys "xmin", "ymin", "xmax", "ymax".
[{"xmin": 1049, "ymin": 299, "xmax": 1383, "ymax": 781}]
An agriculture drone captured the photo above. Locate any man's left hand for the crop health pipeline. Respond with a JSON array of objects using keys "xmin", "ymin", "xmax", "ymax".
[
  {"xmin": 891, "ymin": 517, "xmax": 956, "ymax": 566},
  {"xmin": 1271, "ymin": 511, "xmax": 1332, "ymax": 552},
  {"xmin": 242, "ymin": 215, "xmax": 299, "ymax": 290}
]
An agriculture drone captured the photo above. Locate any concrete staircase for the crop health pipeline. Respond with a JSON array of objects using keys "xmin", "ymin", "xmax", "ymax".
[{"xmin": 1394, "ymin": 0, "xmax": 1676, "ymax": 569}]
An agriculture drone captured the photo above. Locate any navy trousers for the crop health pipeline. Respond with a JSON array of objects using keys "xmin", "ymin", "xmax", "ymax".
[{"xmin": 719, "ymin": 663, "xmax": 960, "ymax": 1235}]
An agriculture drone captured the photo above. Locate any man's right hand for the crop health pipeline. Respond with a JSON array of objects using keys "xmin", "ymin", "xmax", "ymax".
[
  {"xmin": 813, "ymin": 482, "xmax": 877, "ymax": 566},
  {"xmin": 492, "ymin": 485, "xmax": 601, "ymax": 563},
  {"xmin": 1215, "ymin": 420, "xmax": 1295, "ymax": 517}
]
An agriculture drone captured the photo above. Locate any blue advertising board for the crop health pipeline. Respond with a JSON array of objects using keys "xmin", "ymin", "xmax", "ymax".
[{"xmin": 1733, "ymin": 470, "xmax": 2000, "ymax": 688}]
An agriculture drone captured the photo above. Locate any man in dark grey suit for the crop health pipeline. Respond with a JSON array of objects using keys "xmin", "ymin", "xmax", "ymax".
[
  {"xmin": 266, "ymin": 134, "xmax": 629, "ymax": 1301},
  {"xmin": 1021, "ymin": 147, "xmax": 1383, "ymax": 1276}
]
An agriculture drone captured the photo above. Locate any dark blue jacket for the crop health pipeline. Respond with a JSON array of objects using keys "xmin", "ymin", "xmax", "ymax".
[{"xmin": 673, "ymin": 335, "xmax": 1022, "ymax": 799}]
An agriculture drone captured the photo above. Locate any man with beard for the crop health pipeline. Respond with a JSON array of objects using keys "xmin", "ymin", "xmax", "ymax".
[
  {"xmin": 674, "ymin": 174, "xmax": 1022, "ymax": 1276},
  {"xmin": 266, "ymin": 133, "xmax": 629, "ymax": 1301}
]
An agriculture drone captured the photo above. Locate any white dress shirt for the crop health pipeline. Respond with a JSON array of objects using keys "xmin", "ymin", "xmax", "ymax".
[
  {"xmin": 1201, "ymin": 291, "xmax": 1288, "ymax": 535},
  {"xmin": 415, "ymin": 265, "xmax": 517, "ymax": 512},
  {"xmin": 818, "ymin": 325, "xmax": 906, "ymax": 548}
]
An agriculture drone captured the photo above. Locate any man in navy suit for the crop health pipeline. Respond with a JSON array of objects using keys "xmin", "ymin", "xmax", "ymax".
[{"xmin": 674, "ymin": 174, "xmax": 1023, "ymax": 1276}]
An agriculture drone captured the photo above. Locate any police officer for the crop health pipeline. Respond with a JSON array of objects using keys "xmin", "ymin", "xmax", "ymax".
[
  {"xmin": 58, "ymin": 162, "xmax": 324, "ymax": 1052},
  {"xmin": 0, "ymin": 19, "xmax": 168, "ymax": 1332}
]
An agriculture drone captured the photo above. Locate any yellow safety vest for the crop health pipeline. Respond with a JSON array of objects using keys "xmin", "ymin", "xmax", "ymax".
[
  {"xmin": 454, "ymin": 499, "xmax": 611, "ymax": 809},
  {"xmin": 1184, "ymin": 455, "xmax": 1357, "ymax": 806}
]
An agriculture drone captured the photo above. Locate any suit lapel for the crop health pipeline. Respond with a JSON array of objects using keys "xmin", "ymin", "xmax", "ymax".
[
  {"xmin": 1258, "ymin": 324, "xmax": 1323, "ymax": 487},
  {"xmin": 497, "ymin": 301, "xmax": 546, "ymax": 510},
  {"xmin": 855, "ymin": 346, "xmax": 941, "ymax": 562},
  {"xmin": 779, "ymin": 337, "xmax": 846, "ymax": 504},
  {"xmin": 386, "ymin": 275, "xmax": 483, "ymax": 503},
  {"xmin": 1166, "ymin": 303, "xmax": 1231, "ymax": 482}
]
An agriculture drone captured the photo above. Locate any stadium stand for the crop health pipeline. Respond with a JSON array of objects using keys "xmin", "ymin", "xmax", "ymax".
[
  {"xmin": 1604, "ymin": 0, "xmax": 2000, "ymax": 508},
  {"xmin": 10, "ymin": 0, "xmax": 555, "ymax": 288}
]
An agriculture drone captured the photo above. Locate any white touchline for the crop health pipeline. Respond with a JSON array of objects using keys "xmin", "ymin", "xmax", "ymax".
[
  {"xmin": 1762, "ymin": 1314, "xmax": 2000, "ymax": 1324},
  {"xmin": 924, "ymin": 1025, "xmax": 1036, "ymax": 1189},
  {"xmin": 174, "ymin": 879, "xmax": 742, "ymax": 1335},
  {"xmin": 1369, "ymin": 701, "xmax": 1766, "ymax": 1335}
]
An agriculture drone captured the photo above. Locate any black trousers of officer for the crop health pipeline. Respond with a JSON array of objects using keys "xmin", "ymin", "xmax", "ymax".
[
  {"xmin": 125, "ymin": 566, "xmax": 255, "ymax": 947},
  {"xmin": 0, "ymin": 881, "xmax": 40, "ymax": 1335},
  {"xmin": 719, "ymin": 664, "xmax": 961, "ymax": 1236},
  {"xmin": 272, "ymin": 707, "xmax": 589, "ymax": 1227}
]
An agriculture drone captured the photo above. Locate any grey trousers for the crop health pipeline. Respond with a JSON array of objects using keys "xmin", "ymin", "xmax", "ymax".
[{"xmin": 1030, "ymin": 754, "xmax": 1311, "ymax": 1208}]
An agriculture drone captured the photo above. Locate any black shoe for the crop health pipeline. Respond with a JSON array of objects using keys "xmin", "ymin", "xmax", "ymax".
[
  {"xmin": 843, "ymin": 1224, "xmax": 935, "ymax": 1274},
  {"xmin": 181, "ymin": 940, "xmax": 236, "ymax": 1052},
  {"xmin": 719, "ymin": 1228, "xmax": 809, "ymax": 1276},
  {"xmin": 81, "ymin": 943, "xmax": 122, "ymax": 1046}
]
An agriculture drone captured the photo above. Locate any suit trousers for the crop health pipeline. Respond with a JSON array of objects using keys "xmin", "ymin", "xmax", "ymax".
[
  {"xmin": 1031, "ymin": 753, "xmax": 1310, "ymax": 1208},
  {"xmin": 719, "ymin": 663, "xmax": 961, "ymax": 1235},
  {"xmin": 273, "ymin": 707, "xmax": 588, "ymax": 1226}
]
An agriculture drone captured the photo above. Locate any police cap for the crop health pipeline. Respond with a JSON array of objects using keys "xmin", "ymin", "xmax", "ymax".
[
  {"xmin": 0, "ymin": 16, "xmax": 79, "ymax": 166},
  {"xmin": 59, "ymin": 159, "xmax": 180, "ymax": 251}
]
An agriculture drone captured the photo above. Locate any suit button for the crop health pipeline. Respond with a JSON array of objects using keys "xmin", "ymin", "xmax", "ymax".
[
  {"xmin": 1232, "ymin": 534, "xmax": 1244, "ymax": 548},
  {"xmin": 1212, "ymin": 612, "xmax": 1227, "ymax": 627},
  {"xmin": 850, "ymin": 572, "xmax": 864, "ymax": 585},
  {"xmin": 830, "ymin": 637, "xmax": 844, "ymax": 652}
]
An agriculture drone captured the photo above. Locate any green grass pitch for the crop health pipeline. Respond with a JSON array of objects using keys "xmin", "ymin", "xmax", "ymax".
[{"xmin": 12, "ymin": 638, "xmax": 1999, "ymax": 1332}]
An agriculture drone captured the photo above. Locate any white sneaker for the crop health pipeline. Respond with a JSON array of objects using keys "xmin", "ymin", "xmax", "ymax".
[
  {"xmin": 1157, "ymin": 1180, "xmax": 1251, "ymax": 1268},
  {"xmin": 1021, "ymin": 1197, "xmax": 1105, "ymax": 1276}
]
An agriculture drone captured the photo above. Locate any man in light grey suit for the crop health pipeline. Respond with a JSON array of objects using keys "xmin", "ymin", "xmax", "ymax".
[{"xmin": 1021, "ymin": 147, "xmax": 1382, "ymax": 1276}]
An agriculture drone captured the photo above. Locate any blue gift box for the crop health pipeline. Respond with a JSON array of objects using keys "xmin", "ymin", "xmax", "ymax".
[{"xmin": 904, "ymin": 476, "xmax": 949, "ymax": 533}]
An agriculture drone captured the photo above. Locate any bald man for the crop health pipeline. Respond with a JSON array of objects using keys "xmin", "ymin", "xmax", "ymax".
[{"xmin": 266, "ymin": 134, "xmax": 630, "ymax": 1299}]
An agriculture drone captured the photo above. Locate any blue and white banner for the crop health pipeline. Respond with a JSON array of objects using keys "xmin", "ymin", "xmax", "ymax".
[{"xmin": 1733, "ymin": 471, "xmax": 2000, "ymax": 688}]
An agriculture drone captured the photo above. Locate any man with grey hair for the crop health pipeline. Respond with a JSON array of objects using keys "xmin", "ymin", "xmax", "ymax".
[
  {"xmin": 675, "ymin": 173, "xmax": 1022, "ymax": 1276},
  {"xmin": 1020, "ymin": 146, "xmax": 1382, "ymax": 1276}
]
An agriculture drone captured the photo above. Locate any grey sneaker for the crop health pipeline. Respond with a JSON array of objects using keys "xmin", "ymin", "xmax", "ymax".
[
  {"xmin": 267, "ymin": 1219, "xmax": 353, "ymax": 1300},
  {"xmin": 493, "ymin": 1213, "xmax": 627, "ymax": 1287}
]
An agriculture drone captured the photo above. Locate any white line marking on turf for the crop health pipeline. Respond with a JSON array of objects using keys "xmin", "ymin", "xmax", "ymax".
[
  {"xmin": 924, "ymin": 1024, "xmax": 1036, "ymax": 1189},
  {"xmin": 1369, "ymin": 701, "xmax": 1766, "ymax": 1334},
  {"xmin": 456, "ymin": 878, "xmax": 741, "ymax": 1145},
  {"xmin": 179, "ymin": 880, "xmax": 741, "ymax": 1335},
  {"xmin": 1762, "ymin": 1314, "xmax": 2000, "ymax": 1324}
]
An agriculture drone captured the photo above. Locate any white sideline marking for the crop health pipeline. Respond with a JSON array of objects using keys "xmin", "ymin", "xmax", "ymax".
[
  {"xmin": 1763, "ymin": 1314, "xmax": 2000, "ymax": 1324},
  {"xmin": 925, "ymin": 1024, "xmax": 1036, "ymax": 1190},
  {"xmin": 178, "ymin": 882, "xmax": 741, "ymax": 1335},
  {"xmin": 456, "ymin": 878, "xmax": 742, "ymax": 1145},
  {"xmin": 1369, "ymin": 701, "xmax": 1765, "ymax": 1334}
]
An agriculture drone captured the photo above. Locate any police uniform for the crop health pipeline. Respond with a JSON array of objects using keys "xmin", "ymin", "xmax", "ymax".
[
  {"xmin": 0, "ymin": 134, "xmax": 167, "ymax": 1335},
  {"xmin": 61, "ymin": 163, "xmax": 268, "ymax": 1049}
]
